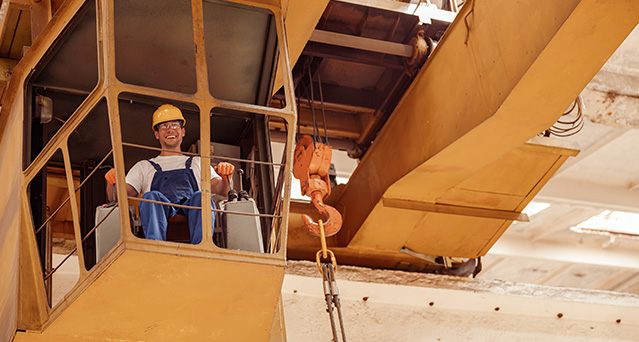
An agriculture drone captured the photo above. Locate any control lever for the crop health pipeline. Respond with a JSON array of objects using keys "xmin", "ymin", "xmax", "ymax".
[
  {"xmin": 103, "ymin": 184, "xmax": 117, "ymax": 208},
  {"xmin": 226, "ymin": 174, "xmax": 238, "ymax": 202},
  {"xmin": 236, "ymin": 169, "xmax": 249, "ymax": 201},
  {"xmin": 239, "ymin": 191, "xmax": 250, "ymax": 201}
]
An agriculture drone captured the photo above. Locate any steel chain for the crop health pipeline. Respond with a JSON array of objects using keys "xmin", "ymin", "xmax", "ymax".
[{"xmin": 316, "ymin": 219, "xmax": 347, "ymax": 341}]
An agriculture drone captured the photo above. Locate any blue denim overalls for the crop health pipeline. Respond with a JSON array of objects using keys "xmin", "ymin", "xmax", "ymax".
[{"xmin": 138, "ymin": 156, "xmax": 215, "ymax": 244}]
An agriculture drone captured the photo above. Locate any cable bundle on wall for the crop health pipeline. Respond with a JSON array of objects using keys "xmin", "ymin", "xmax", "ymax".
[{"xmin": 542, "ymin": 96, "xmax": 585, "ymax": 137}]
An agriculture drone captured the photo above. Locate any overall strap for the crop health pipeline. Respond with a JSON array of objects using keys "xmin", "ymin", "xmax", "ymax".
[
  {"xmin": 147, "ymin": 159, "xmax": 163, "ymax": 172},
  {"xmin": 185, "ymin": 156, "xmax": 194, "ymax": 169}
]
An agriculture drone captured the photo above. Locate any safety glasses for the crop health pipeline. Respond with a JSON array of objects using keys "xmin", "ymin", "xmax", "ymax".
[{"xmin": 156, "ymin": 121, "xmax": 182, "ymax": 130}]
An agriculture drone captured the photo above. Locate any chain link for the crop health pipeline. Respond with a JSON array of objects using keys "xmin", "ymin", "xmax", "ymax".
[{"xmin": 316, "ymin": 219, "xmax": 347, "ymax": 341}]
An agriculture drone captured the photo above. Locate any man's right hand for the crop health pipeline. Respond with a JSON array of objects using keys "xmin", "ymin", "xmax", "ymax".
[
  {"xmin": 215, "ymin": 162, "xmax": 235, "ymax": 177},
  {"xmin": 105, "ymin": 168, "xmax": 116, "ymax": 186}
]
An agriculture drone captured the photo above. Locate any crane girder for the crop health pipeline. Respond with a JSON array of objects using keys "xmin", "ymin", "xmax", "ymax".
[{"xmin": 312, "ymin": 0, "xmax": 639, "ymax": 263}]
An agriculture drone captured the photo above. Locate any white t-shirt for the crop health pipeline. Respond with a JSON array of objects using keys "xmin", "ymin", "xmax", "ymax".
[{"xmin": 126, "ymin": 155, "xmax": 221, "ymax": 195}]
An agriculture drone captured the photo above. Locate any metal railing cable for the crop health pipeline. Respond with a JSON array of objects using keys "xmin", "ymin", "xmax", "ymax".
[
  {"xmin": 35, "ymin": 150, "xmax": 114, "ymax": 235},
  {"xmin": 132, "ymin": 197, "xmax": 282, "ymax": 219},
  {"xmin": 267, "ymin": 136, "xmax": 288, "ymax": 253},
  {"xmin": 267, "ymin": 193, "xmax": 285, "ymax": 254},
  {"xmin": 44, "ymin": 203, "xmax": 119, "ymax": 280},
  {"xmin": 121, "ymin": 142, "xmax": 284, "ymax": 166}
]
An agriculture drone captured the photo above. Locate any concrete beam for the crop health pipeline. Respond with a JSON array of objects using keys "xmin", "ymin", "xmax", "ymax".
[
  {"xmin": 537, "ymin": 178, "xmax": 639, "ymax": 213},
  {"xmin": 338, "ymin": 0, "xmax": 457, "ymax": 24},
  {"xmin": 283, "ymin": 261, "xmax": 639, "ymax": 341},
  {"xmin": 553, "ymin": 127, "xmax": 631, "ymax": 177},
  {"xmin": 529, "ymin": 207, "xmax": 602, "ymax": 241},
  {"xmin": 581, "ymin": 86, "xmax": 639, "ymax": 128},
  {"xmin": 490, "ymin": 234, "xmax": 639, "ymax": 269}
]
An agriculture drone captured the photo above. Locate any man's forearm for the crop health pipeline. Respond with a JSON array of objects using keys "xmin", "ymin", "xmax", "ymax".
[
  {"xmin": 211, "ymin": 177, "xmax": 230, "ymax": 196},
  {"xmin": 106, "ymin": 183, "xmax": 138, "ymax": 201}
]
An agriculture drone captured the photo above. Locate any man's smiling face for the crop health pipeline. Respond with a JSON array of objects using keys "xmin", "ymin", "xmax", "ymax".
[{"xmin": 154, "ymin": 120, "xmax": 185, "ymax": 150}]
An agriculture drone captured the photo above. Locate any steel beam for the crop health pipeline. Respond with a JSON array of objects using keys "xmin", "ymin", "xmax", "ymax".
[
  {"xmin": 302, "ymin": 43, "xmax": 405, "ymax": 70},
  {"xmin": 309, "ymin": 29, "xmax": 413, "ymax": 57}
]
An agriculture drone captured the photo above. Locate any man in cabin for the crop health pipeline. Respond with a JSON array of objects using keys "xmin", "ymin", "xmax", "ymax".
[{"xmin": 104, "ymin": 104, "xmax": 234, "ymax": 244}]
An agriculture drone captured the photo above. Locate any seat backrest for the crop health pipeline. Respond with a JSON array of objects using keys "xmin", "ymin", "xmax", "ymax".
[{"xmin": 166, "ymin": 215, "xmax": 191, "ymax": 242}]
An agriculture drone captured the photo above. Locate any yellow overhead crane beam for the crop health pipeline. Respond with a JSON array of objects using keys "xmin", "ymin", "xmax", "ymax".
[{"xmin": 288, "ymin": 0, "xmax": 639, "ymax": 266}]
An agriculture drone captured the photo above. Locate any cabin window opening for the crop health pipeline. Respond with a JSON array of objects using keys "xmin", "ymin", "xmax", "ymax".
[
  {"xmin": 117, "ymin": 93, "xmax": 203, "ymax": 245},
  {"xmin": 26, "ymin": 148, "xmax": 81, "ymax": 309},
  {"xmin": 23, "ymin": 0, "xmax": 99, "ymax": 171},
  {"xmin": 203, "ymin": 0, "xmax": 279, "ymax": 105},
  {"xmin": 24, "ymin": 94, "xmax": 118, "ymax": 307},
  {"xmin": 114, "ymin": 0, "xmax": 197, "ymax": 94},
  {"xmin": 66, "ymin": 99, "xmax": 116, "ymax": 271},
  {"xmin": 206, "ymin": 107, "xmax": 280, "ymax": 253}
]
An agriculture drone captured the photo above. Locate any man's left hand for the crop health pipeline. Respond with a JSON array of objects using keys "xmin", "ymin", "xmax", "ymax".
[{"xmin": 215, "ymin": 162, "xmax": 235, "ymax": 177}]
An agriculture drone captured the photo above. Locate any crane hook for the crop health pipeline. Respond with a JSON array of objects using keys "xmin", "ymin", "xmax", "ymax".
[{"xmin": 302, "ymin": 192, "xmax": 342, "ymax": 237}]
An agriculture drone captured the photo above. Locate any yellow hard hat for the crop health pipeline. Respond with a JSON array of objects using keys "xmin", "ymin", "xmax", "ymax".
[{"xmin": 152, "ymin": 104, "xmax": 186, "ymax": 130}]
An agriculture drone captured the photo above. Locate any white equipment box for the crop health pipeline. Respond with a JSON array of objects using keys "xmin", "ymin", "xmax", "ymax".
[
  {"xmin": 221, "ymin": 198, "xmax": 264, "ymax": 253},
  {"xmin": 94, "ymin": 205, "xmax": 127, "ymax": 262}
]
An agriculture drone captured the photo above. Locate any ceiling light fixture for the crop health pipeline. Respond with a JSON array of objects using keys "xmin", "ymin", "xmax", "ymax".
[
  {"xmin": 522, "ymin": 201, "xmax": 550, "ymax": 216},
  {"xmin": 571, "ymin": 210, "xmax": 639, "ymax": 237}
]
